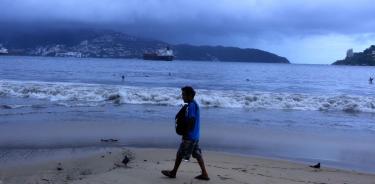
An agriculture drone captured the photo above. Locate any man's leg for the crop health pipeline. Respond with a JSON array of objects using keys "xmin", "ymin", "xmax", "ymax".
[
  {"xmin": 196, "ymin": 157, "xmax": 209, "ymax": 179},
  {"xmin": 192, "ymin": 144, "xmax": 210, "ymax": 180},
  {"xmin": 162, "ymin": 141, "xmax": 189, "ymax": 178},
  {"xmin": 170, "ymin": 152, "xmax": 183, "ymax": 175},
  {"xmin": 162, "ymin": 152, "xmax": 182, "ymax": 178}
]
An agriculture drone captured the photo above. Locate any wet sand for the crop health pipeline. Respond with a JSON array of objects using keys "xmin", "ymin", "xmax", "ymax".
[{"xmin": 1, "ymin": 147, "xmax": 374, "ymax": 184}]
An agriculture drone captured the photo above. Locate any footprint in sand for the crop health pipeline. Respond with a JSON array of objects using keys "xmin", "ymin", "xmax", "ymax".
[
  {"xmin": 217, "ymin": 174, "xmax": 232, "ymax": 180},
  {"xmin": 80, "ymin": 169, "xmax": 92, "ymax": 176}
]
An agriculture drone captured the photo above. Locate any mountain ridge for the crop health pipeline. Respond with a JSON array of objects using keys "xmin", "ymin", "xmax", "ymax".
[{"xmin": 0, "ymin": 29, "xmax": 290, "ymax": 63}]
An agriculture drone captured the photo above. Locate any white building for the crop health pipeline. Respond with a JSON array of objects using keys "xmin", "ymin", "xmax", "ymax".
[{"xmin": 346, "ymin": 48, "xmax": 354, "ymax": 58}]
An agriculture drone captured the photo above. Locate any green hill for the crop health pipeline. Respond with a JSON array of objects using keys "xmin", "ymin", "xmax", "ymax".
[{"xmin": 333, "ymin": 45, "xmax": 375, "ymax": 66}]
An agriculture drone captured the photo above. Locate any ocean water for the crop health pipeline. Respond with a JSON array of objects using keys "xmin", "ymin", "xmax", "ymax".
[{"xmin": 1, "ymin": 56, "xmax": 375, "ymax": 172}]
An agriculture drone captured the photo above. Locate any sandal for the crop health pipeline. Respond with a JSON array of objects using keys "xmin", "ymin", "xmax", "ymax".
[{"xmin": 161, "ymin": 170, "xmax": 176, "ymax": 178}]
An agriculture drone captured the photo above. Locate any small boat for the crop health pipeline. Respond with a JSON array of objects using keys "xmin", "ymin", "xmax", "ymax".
[{"xmin": 143, "ymin": 47, "xmax": 174, "ymax": 61}]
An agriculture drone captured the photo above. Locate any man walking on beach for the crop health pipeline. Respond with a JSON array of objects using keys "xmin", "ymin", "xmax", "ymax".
[{"xmin": 162, "ymin": 86, "xmax": 210, "ymax": 181}]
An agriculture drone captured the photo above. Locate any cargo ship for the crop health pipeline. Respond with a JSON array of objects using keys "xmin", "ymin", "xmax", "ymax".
[
  {"xmin": 143, "ymin": 47, "xmax": 174, "ymax": 61},
  {"xmin": 0, "ymin": 45, "xmax": 8, "ymax": 55}
]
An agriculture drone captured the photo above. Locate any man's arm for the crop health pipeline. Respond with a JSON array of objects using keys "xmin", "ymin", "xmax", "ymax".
[
  {"xmin": 185, "ymin": 117, "xmax": 196, "ymax": 135},
  {"xmin": 184, "ymin": 102, "xmax": 197, "ymax": 136}
]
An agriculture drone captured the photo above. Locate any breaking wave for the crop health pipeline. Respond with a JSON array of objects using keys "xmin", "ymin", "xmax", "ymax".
[{"xmin": 1, "ymin": 80, "xmax": 375, "ymax": 113}]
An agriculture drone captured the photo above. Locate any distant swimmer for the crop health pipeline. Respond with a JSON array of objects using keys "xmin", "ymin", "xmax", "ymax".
[
  {"xmin": 369, "ymin": 77, "xmax": 373, "ymax": 84},
  {"xmin": 121, "ymin": 75, "xmax": 125, "ymax": 81}
]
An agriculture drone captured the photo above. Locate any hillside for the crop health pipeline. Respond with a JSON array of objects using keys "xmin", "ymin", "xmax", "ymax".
[
  {"xmin": 333, "ymin": 45, "xmax": 375, "ymax": 66},
  {"xmin": 0, "ymin": 29, "xmax": 290, "ymax": 63}
]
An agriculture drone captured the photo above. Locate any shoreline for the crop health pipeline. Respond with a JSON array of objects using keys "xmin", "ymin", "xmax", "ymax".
[
  {"xmin": 1, "ymin": 147, "xmax": 374, "ymax": 184},
  {"xmin": 209, "ymin": 149, "xmax": 375, "ymax": 175}
]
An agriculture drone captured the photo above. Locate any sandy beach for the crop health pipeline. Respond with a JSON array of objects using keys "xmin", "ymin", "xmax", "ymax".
[{"xmin": 1, "ymin": 147, "xmax": 374, "ymax": 184}]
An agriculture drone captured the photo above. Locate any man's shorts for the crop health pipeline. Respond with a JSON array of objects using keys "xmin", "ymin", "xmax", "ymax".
[{"xmin": 177, "ymin": 140, "xmax": 202, "ymax": 160}]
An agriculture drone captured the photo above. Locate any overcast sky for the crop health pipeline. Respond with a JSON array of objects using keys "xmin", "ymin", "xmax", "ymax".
[{"xmin": 1, "ymin": 0, "xmax": 375, "ymax": 64}]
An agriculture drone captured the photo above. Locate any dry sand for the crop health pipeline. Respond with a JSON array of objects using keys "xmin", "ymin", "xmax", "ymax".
[{"xmin": 1, "ymin": 147, "xmax": 374, "ymax": 184}]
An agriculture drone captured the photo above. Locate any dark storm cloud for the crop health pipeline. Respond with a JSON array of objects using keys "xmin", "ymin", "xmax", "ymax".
[
  {"xmin": 1, "ymin": 0, "xmax": 375, "ymax": 40},
  {"xmin": 1, "ymin": 0, "xmax": 375, "ymax": 63}
]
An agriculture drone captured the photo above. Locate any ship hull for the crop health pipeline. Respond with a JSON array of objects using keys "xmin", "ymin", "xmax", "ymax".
[{"xmin": 143, "ymin": 54, "xmax": 174, "ymax": 61}]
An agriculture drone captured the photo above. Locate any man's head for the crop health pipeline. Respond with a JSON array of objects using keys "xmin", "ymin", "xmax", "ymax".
[{"xmin": 181, "ymin": 86, "xmax": 196, "ymax": 103}]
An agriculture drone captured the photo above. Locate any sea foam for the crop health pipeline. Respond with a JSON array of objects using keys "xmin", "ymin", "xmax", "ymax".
[{"xmin": 1, "ymin": 80, "xmax": 375, "ymax": 113}]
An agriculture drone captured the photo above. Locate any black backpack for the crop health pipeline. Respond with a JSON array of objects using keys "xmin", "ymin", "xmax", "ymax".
[{"xmin": 175, "ymin": 104, "xmax": 188, "ymax": 135}]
